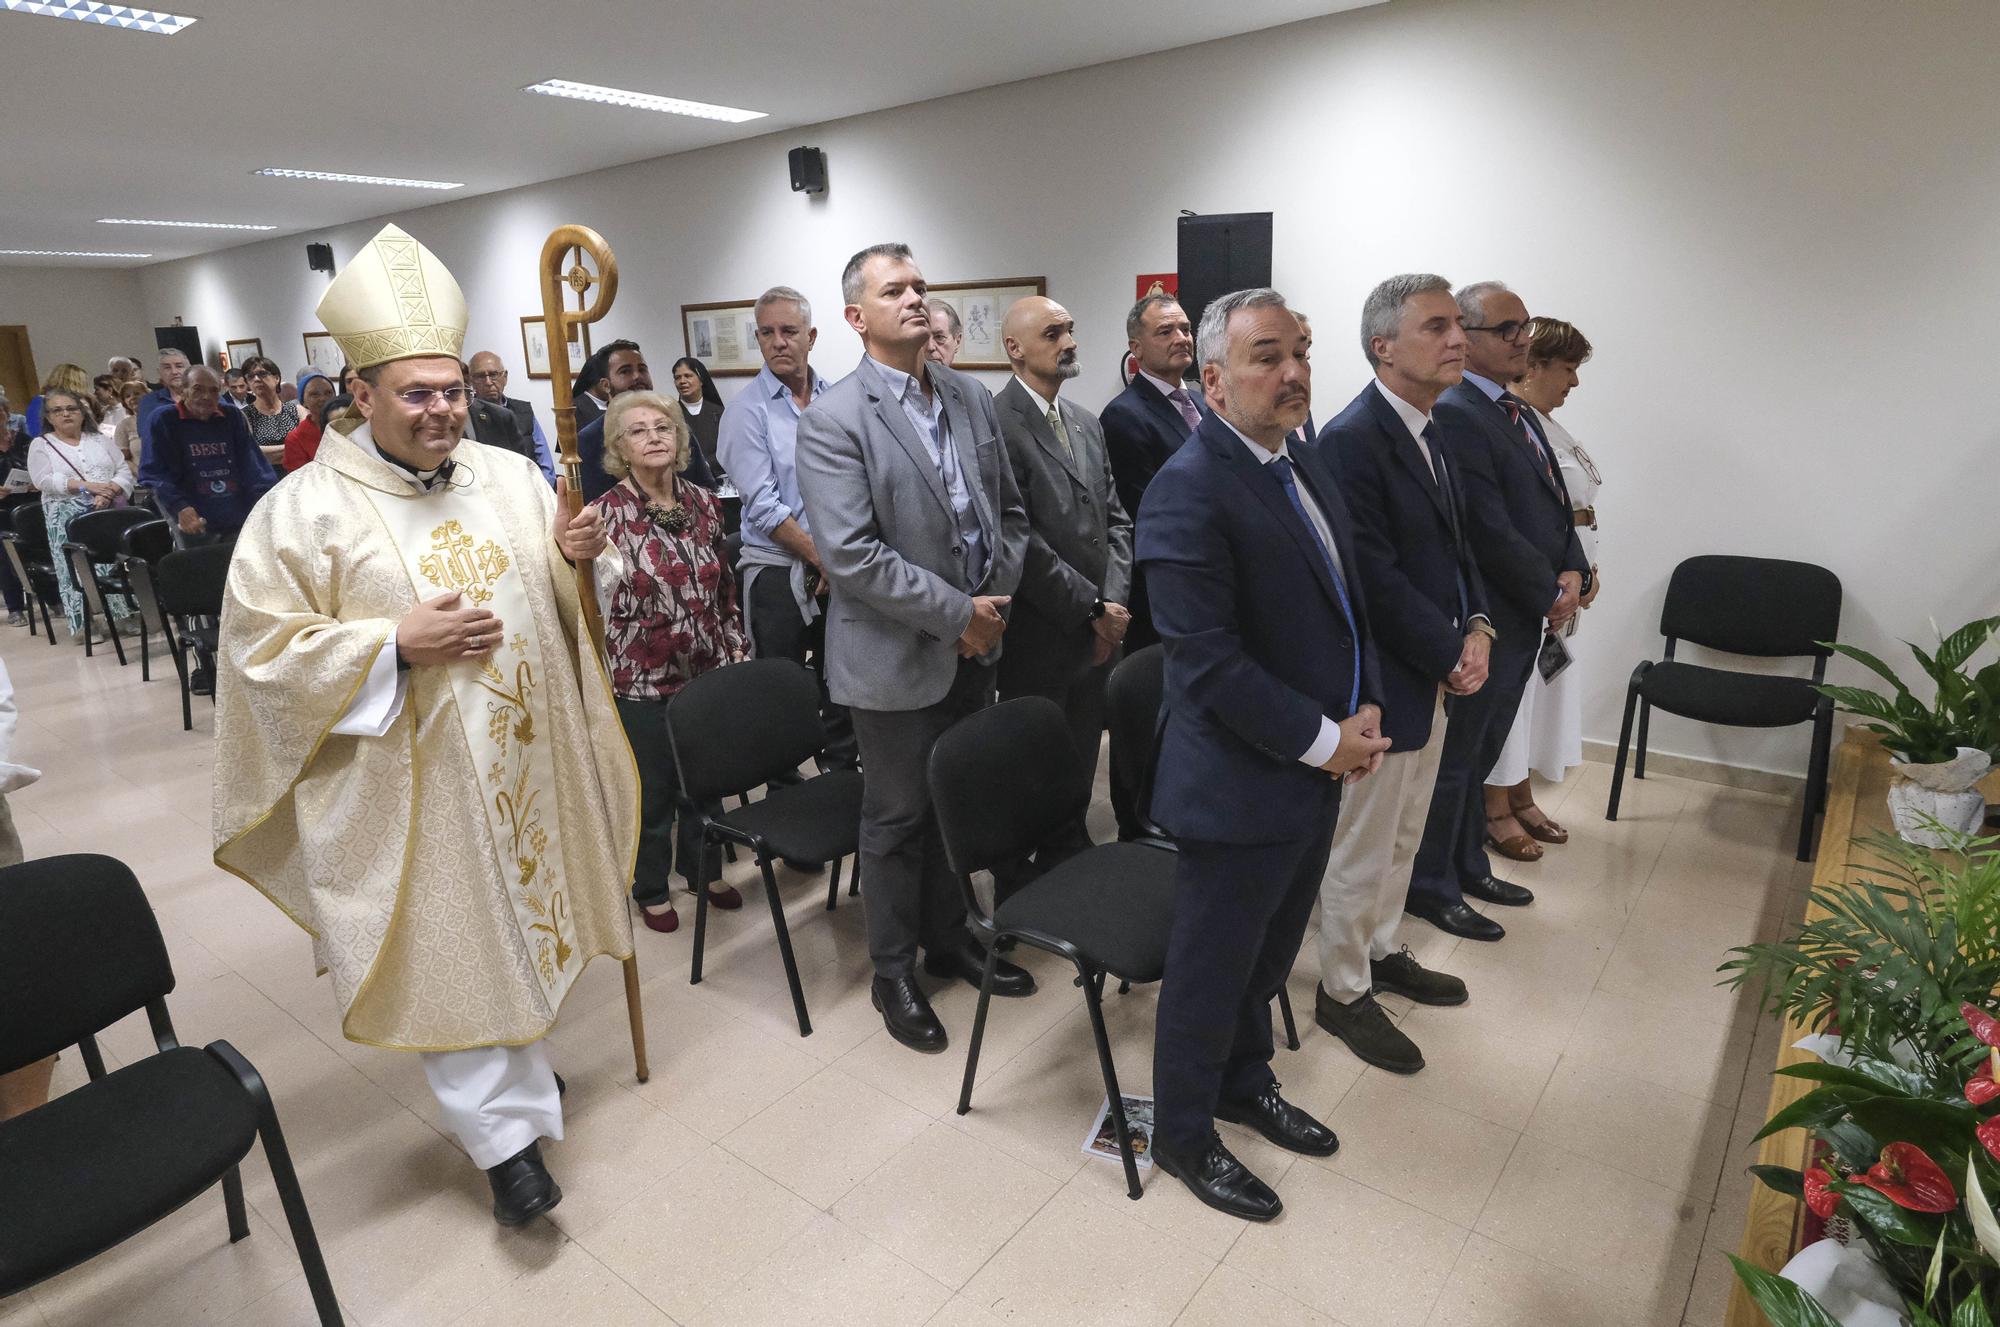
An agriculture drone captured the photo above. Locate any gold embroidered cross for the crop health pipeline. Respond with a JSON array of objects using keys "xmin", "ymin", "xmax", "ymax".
[{"xmin": 419, "ymin": 520, "xmax": 511, "ymax": 604}]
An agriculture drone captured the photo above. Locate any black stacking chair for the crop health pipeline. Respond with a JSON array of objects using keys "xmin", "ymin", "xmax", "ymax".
[
  {"xmin": 1608, "ymin": 555, "xmax": 1842, "ymax": 861},
  {"xmin": 117, "ymin": 519, "xmax": 174, "ymax": 681},
  {"xmin": 153, "ymin": 544, "xmax": 233, "ymax": 731},
  {"xmin": 1103, "ymin": 645, "xmax": 1299, "ymax": 1050},
  {"xmin": 931, "ymin": 697, "xmax": 1179, "ymax": 1200},
  {"xmin": 6, "ymin": 500, "xmax": 62, "ymax": 643},
  {"xmin": 61, "ymin": 507, "xmax": 155, "ymax": 664},
  {"xmin": 0, "ymin": 855, "xmax": 341, "ymax": 1324},
  {"xmin": 666, "ymin": 658, "xmax": 865, "ymax": 1037}
]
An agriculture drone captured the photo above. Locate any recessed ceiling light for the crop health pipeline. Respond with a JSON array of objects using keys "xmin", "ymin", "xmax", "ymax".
[
  {"xmin": 98, "ymin": 218, "xmax": 276, "ymax": 231},
  {"xmin": 0, "ymin": 1, "xmax": 195, "ymax": 35},
  {"xmin": 524, "ymin": 79, "xmax": 766, "ymax": 124},
  {"xmin": 0, "ymin": 249, "xmax": 152, "ymax": 258},
  {"xmin": 253, "ymin": 168, "xmax": 463, "ymax": 191}
]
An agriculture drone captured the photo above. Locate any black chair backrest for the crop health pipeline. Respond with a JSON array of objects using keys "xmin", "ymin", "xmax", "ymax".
[
  {"xmin": 1659, "ymin": 555, "xmax": 1842, "ymax": 659},
  {"xmin": 10, "ymin": 501, "xmax": 47, "ymax": 552},
  {"xmin": 65, "ymin": 507, "xmax": 156, "ymax": 560},
  {"xmin": 0, "ymin": 491, "xmax": 39, "ymax": 517},
  {"xmin": 666, "ymin": 658, "xmax": 823, "ymax": 800},
  {"xmin": 155, "ymin": 543, "xmax": 233, "ymax": 618},
  {"xmin": 120, "ymin": 518, "xmax": 174, "ymax": 564},
  {"xmin": 1106, "ymin": 645, "xmax": 1164, "ymax": 809},
  {"xmin": 0, "ymin": 855, "xmax": 175, "ymax": 1075},
  {"xmin": 929, "ymin": 697, "xmax": 1087, "ymax": 882}
]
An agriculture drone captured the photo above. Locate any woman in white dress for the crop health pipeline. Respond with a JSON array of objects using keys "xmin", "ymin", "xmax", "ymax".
[
  {"xmin": 27, "ymin": 389, "xmax": 136, "ymax": 634},
  {"xmin": 1482, "ymin": 318, "xmax": 1601, "ymax": 858}
]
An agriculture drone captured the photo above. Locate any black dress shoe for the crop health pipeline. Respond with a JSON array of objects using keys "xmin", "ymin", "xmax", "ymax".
[
  {"xmin": 871, "ymin": 974, "xmax": 948, "ymax": 1053},
  {"xmin": 1316, "ymin": 986, "xmax": 1424, "ymax": 1074},
  {"xmin": 1215, "ymin": 1081, "xmax": 1339, "ymax": 1156},
  {"xmin": 923, "ymin": 940, "xmax": 1036, "ymax": 997},
  {"xmin": 1153, "ymin": 1134, "xmax": 1282, "ymax": 1222},
  {"xmin": 1464, "ymin": 873, "xmax": 1534, "ymax": 907},
  {"xmin": 1370, "ymin": 947, "xmax": 1468, "ymax": 1006},
  {"xmin": 486, "ymin": 1140, "xmax": 562, "ymax": 1226},
  {"xmin": 1405, "ymin": 897, "xmax": 1506, "ymax": 942}
]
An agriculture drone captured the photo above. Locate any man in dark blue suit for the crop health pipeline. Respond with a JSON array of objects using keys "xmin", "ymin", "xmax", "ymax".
[
  {"xmin": 573, "ymin": 340, "xmax": 716, "ymax": 501},
  {"xmin": 1310, "ymin": 275, "xmax": 1489, "ymax": 1073},
  {"xmin": 1140, "ymin": 288, "xmax": 1390, "ymax": 1222},
  {"xmin": 1408, "ymin": 281, "xmax": 1588, "ymax": 939}
]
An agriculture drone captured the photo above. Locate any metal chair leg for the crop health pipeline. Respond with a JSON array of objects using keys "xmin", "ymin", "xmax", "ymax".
[
  {"xmin": 850, "ymin": 857, "xmax": 860, "ymax": 896},
  {"xmin": 222, "ymin": 1164, "xmax": 251, "ymax": 1242},
  {"xmin": 1080, "ymin": 968, "xmax": 1142, "ymax": 1200},
  {"xmin": 1607, "ymin": 680, "xmax": 1640, "ymax": 821},
  {"xmin": 77, "ymin": 1034, "xmax": 108, "ymax": 1080},
  {"xmin": 826, "ymin": 857, "xmax": 842, "ymax": 912},
  {"xmin": 955, "ymin": 939, "xmax": 1002, "ymax": 1115},
  {"xmin": 1798, "ymin": 707, "xmax": 1833, "ymax": 862},
  {"xmin": 103, "ymin": 602, "xmax": 127, "ymax": 666},
  {"xmin": 1276, "ymin": 985, "xmax": 1300, "ymax": 1051},
  {"xmin": 689, "ymin": 837, "xmax": 712, "ymax": 986},
  {"xmin": 759, "ymin": 853, "xmax": 813, "ymax": 1036},
  {"xmin": 1634, "ymin": 699, "xmax": 1652, "ymax": 780}
]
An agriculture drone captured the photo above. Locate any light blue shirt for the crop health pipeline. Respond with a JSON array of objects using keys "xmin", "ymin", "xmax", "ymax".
[
  {"xmin": 862, "ymin": 355, "xmax": 986, "ymax": 587},
  {"xmin": 526, "ymin": 412, "xmax": 554, "ymax": 484},
  {"xmin": 1463, "ymin": 370, "xmax": 1505, "ymax": 402},
  {"xmin": 717, "ymin": 364, "xmax": 831, "ymax": 557}
]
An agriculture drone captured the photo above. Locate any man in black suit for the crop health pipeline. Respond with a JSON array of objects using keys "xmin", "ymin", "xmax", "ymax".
[
  {"xmin": 1140, "ymin": 288, "xmax": 1390, "ymax": 1222},
  {"xmin": 1289, "ymin": 310, "xmax": 1317, "ymax": 445},
  {"xmin": 571, "ymin": 347, "xmax": 610, "ymax": 431},
  {"xmin": 1310, "ymin": 274, "xmax": 1487, "ymax": 1071},
  {"xmin": 1408, "ymin": 281, "xmax": 1587, "ymax": 940},
  {"xmin": 574, "ymin": 340, "xmax": 716, "ymax": 500},
  {"xmin": 994, "ymin": 296, "xmax": 1133, "ymax": 872},
  {"xmin": 468, "ymin": 351, "xmax": 555, "ymax": 483}
]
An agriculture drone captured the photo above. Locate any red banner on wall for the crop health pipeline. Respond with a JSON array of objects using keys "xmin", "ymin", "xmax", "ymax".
[{"xmin": 1136, "ymin": 273, "xmax": 1178, "ymax": 299}]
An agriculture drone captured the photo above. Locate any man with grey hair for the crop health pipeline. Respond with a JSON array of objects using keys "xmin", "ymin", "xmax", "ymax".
[
  {"xmin": 135, "ymin": 346, "xmax": 191, "ymax": 441},
  {"xmin": 719, "ymin": 283, "xmax": 858, "ymax": 772},
  {"xmin": 1307, "ymin": 273, "xmax": 1487, "ymax": 1069},
  {"xmin": 1139, "ymin": 286, "xmax": 1388, "ymax": 1221},
  {"xmin": 925, "ymin": 298, "xmax": 963, "ymax": 365}
]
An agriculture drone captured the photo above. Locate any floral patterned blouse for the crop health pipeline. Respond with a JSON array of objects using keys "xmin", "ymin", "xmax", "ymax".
[{"xmin": 597, "ymin": 476, "xmax": 746, "ymax": 701}]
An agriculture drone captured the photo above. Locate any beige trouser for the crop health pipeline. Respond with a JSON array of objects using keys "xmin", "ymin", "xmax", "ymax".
[{"xmin": 1316, "ymin": 693, "xmax": 1448, "ymax": 1002}]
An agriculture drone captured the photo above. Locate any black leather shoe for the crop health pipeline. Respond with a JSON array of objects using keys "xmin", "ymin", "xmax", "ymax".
[
  {"xmin": 1316, "ymin": 986, "xmax": 1424, "ymax": 1074},
  {"xmin": 1215, "ymin": 1081, "xmax": 1339, "ymax": 1156},
  {"xmin": 1463, "ymin": 873, "xmax": 1534, "ymax": 907},
  {"xmin": 1370, "ymin": 947, "xmax": 1468, "ymax": 1006},
  {"xmin": 872, "ymin": 974, "xmax": 948, "ymax": 1053},
  {"xmin": 923, "ymin": 941, "xmax": 1036, "ymax": 998},
  {"xmin": 1153, "ymin": 1134, "xmax": 1282, "ymax": 1221},
  {"xmin": 487, "ymin": 1141, "xmax": 562, "ymax": 1226},
  {"xmin": 1405, "ymin": 897, "xmax": 1506, "ymax": 942}
]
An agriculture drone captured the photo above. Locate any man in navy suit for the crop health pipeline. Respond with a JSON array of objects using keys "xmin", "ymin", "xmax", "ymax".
[
  {"xmin": 1310, "ymin": 274, "xmax": 1489, "ymax": 1073},
  {"xmin": 1408, "ymin": 281, "xmax": 1588, "ymax": 940},
  {"xmin": 1140, "ymin": 288, "xmax": 1390, "ymax": 1222}
]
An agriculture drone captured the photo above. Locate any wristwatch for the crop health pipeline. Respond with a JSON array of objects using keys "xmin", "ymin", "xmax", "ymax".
[
  {"xmin": 1088, "ymin": 598, "xmax": 1107, "ymax": 622},
  {"xmin": 1579, "ymin": 568, "xmax": 1595, "ymax": 597},
  {"xmin": 1468, "ymin": 619, "xmax": 1498, "ymax": 641}
]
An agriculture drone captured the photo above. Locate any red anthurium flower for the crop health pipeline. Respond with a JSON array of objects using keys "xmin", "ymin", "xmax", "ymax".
[
  {"xmin": 1978, "ymin": 1118, "xmax": 2000, "ymax": 1165},
  {"xmin": 1803, "ymin": 1164, "xmax": 1841, "ymax": 1220},
  {"xmin": 1969, "ymin": 1047, "xmax": 2000, "ymax": 1106},
  {"xmin": 1964, "ymin": 1003, "xmax": 2000, "ymax": 1048},
  {"xmin": 1859, "ymin": 1142, "xmax": 1957, "ymax": 1213}
]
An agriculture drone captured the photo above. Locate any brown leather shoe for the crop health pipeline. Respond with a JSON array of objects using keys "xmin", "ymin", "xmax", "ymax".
[{"xmin": 1514, "ymin": 804, "xmax": 1569, "ymax": 844}]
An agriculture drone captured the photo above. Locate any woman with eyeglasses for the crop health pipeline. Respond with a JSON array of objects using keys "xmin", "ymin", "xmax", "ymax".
[
  {"xmin": 238, "ymin": 355, "xmax": 303, "ymax": 471},
  {"xmin": 595, "ymin": 390, "xmax": 748, "ymax": 934},
  {"xmin": 1483, "ymin": 317, "xmax": 1601, "ymax": 853},
  {"xmin": 27, "ymin": 388, "xmax": 135, "ymax": 634}
]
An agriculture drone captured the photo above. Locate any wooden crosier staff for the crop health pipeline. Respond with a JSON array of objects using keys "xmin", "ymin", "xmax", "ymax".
[{"xmin": 538, "ymin": 225, "xmax": 650, "ymax": 1084}]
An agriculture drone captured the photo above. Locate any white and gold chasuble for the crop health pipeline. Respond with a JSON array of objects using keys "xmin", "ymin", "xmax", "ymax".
[{"xmin": 214, "ymin": 421, "xmax": 638, "ymax": 1052}]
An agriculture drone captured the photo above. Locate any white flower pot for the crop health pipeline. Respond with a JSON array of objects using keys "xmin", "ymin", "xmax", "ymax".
[
  {"xmin": 1888, "ymin": 746, "xmax": 1992, "ymax": 847},
  {"xmin": 1777, "ymin": 1238, "xmax": 1902, "ymax": 1327}
]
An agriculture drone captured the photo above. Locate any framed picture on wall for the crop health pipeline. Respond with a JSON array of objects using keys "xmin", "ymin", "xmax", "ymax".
[
  {"xmin": 925, "ymin": 278, "xmax": 1047, "ymax": 371},
  {"xmin": 680, "ymin": 300, "xmax": 761, "ymax": 376},
  {"xmin": 224, "ymin": 337, "xmax": 262, "ymax": 370},
  {"xmin": 520, "ymin": 315, "xmax": 590, "ymax": 381},
  {"xmin": 301, "ymin": 331, "xmax": 344, "ymax": 377}
]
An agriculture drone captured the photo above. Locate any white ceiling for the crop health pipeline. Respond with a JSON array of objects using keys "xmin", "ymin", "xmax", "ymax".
[{"xmin": 0, "ymin": 0, "xmax": 1382, "ymax": 267}]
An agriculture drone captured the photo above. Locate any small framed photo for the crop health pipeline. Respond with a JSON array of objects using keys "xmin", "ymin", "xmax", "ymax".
[
  {"xmin": 680, "ymin": 300, "xmax": 762, "ymax": 377},
  {"xmin": 521, "ymin": 315, "xmax": 590, "ymax": 381},
  {"xmin": 301, "ymin": 331, "xmax": 344, "ymax": 377},
  {"xmin": 925, "ymin": 278, "xmax": 1047, "ymax": 370},
  {"xmin": 224, "ymin": 337, "xmax": 262, "ymax": 370}
]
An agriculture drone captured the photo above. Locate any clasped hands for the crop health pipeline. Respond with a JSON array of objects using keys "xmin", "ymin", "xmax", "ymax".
[
  {"xmin": 957, "ymin": 595, "xmax": 1011, "ymax": 658},
  {"xmin": 1547, "ymin": 570, "xmax": 1584, "ymax": 628},
  {"xmin": 1090, "ymin": 601, "xmax": 1131, "ymax": 666},
  {"xmin": 75, "ymin": 480, "xmax": 120, "ymax": 511},
  {"xmin": 1322, "ymin": 703, "xmax": 1392, "ymax": 784},
  {"xmin": 1447, "ymin": 630, "xmax": 1490, "ymax": 696}
]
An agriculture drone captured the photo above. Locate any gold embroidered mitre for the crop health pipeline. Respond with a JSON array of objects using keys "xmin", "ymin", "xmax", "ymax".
[{"xmin": 315, "ymin": 224, "xmax": 468, "ymax": 370}]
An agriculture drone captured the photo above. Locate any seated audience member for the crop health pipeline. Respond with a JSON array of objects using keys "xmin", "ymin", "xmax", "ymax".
[
  {"xmin": 281, "ymin": 370, "xmax": 336, "ymax": 471},
  {"xmin": 1483, "ymin": 316, "xmax": 1602, "ymax": 845},
  {"xmin": 669, "ymin": 356, "xmax": 726, "ymax": 481},
  {"xmin": 468, "ymin": 350, "xmax": 555, "ymax": 482},
  {"xmin": 135, "ymin": 348, "xmax": 190, "ymax": 438},
  {"xmin": 595, "ymin": 390, "xmax": 747, "ymax": 934},
  {"xmin": 925, "ymin": 298, "xmax": 963, "ymax": 366},
  {"xmin": 111, "ymin": 379, "xmax": 147, "ymax": 467},
  {"xmin": 93, "ymin": 374, "xmax": 123, "ymax": 434},
  {"xmin": 28, "ymin": 389, "xmax": 136, "ymax": 633},
  {"xmin": 140, "ymin": 364, "xmax": 276, "ymax": 541},
  {"xmin": 239, "ymin": 355, "xmax": 304, "ymax": 469},
  {"xmin": 25, "ymin": 363, "xmax": 95, "ymax": 437},
  {"xmin": 576, "ymin": 340, "xmax": 716, "ymax": 501},
  {"xmin": 222, "ymin": 366, "xmax": 251, "ymax": 409},
  {"xmin": 107, "ymin": 355, "xmax": 140, "ymax": 387}
]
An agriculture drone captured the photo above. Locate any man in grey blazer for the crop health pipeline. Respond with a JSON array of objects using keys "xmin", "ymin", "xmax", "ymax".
[
  {"xmin": 796, "ymin": 243, "xmax": 1034, "ymax": 1054},
  {"xmin": 994, "ymin": 297, "xmax": 1133, "ymax": 874}
]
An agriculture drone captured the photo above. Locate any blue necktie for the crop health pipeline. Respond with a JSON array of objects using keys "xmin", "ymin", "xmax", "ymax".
[{"xmin": 1270, "ymin": 456, "xmax": 1361, "ymax": 714}]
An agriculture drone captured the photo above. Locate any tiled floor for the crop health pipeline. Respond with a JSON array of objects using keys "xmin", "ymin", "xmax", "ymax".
[{"xmin": 0, "ymin": 619, "xmax": 1811, "ymax": 1327}]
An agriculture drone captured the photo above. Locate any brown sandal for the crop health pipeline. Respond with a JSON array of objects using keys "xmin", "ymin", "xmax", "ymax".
[
  {"xmin": 1484, "ymin": 815, "xmax": 1544, "ymax": 862},
  {"xmin": 1512, "ymin": 804, "xmax": 1569, "ymax": 845}
]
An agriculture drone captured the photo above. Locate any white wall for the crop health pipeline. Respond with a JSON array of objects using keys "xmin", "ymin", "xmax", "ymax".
[
  {"xmin": 0, "ymin": 265, "xmax": 151, "ymax": 390},
  {"xmin": 135, "ymin": 0, "xmax": 2000, "ymax": 778}
]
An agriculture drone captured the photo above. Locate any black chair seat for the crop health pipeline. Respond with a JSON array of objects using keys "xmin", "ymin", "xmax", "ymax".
[
  {"xmin": 715, "ymin": 769, "xmax": 863, "ymax": 864},
  {"xmin": 1638, "ymin": 661, "xmax": 1819, "ymax": 729},
  {"xmin": 0, "ymin": 1047, "xmax": 257, "ymax": 1290},
  {"xmin": 993, "ymin": 841, "xmax": 1177, "ymax": 983}
]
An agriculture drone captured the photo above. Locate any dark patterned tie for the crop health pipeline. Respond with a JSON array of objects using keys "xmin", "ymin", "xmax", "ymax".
[{"xmin": 1500, "ymin": 393, "xmax": 1555, "ymax": 485}]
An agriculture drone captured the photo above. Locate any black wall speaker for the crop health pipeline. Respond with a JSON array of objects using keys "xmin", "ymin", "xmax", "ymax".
[
  {"xmin": 788, "ymin": 146, "xmax": 827, "ymax": 195},
  {"xmin": 1175, "ymin": 212, "xmax": 1274, "ymax": 353},
  {"xmin": 154, "ymin": 325, "xmax": 201, "ymax": 365},
  {"xmin": 306, "ymin": 242, "xmax": 335, "ymax": 273}
]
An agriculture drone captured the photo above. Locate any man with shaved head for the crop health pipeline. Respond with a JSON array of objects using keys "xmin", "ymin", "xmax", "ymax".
[{"xmin": 993, "ymin": 296, "xmax": 1132, "ymax": 877}]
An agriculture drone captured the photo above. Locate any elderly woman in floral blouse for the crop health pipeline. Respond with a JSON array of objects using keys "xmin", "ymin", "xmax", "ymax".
[{"xmin": 597, "ymin": 390, "xmax": 748, "ymax": 933}]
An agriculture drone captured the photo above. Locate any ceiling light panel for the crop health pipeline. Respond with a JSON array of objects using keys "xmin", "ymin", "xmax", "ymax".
[
  {"xmin": 253, "ymin": 168, "xmax": 463, "ymax": 190},
  {"xmin": 0, "ymin": 249, "xmax": 151, "ymax": 258},
  {"xmin": 99, "ymin": 218, "xmax": 276, "ymax": 231},
  {"xmin": 0, "ymin": 1, "xmax": 195, "ymax": 34},
  {"xmin": 525, "ymin": 79, "xmax": 766, "ymax": 123}
]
